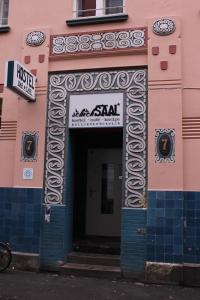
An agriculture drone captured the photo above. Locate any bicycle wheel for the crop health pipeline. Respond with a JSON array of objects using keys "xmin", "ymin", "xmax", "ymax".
[{"xmin": 0, "ymin": 243, "xmax": 12, "ymax": 272}]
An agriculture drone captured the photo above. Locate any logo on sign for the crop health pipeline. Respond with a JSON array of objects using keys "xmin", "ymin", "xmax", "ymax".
[
  {"xmin": 69, "ymin": 93, "xmax": 123, "ymax": 128},
  {"xmin": 72, "ymin": 103, "xmax": 120, "ymax": 117}
]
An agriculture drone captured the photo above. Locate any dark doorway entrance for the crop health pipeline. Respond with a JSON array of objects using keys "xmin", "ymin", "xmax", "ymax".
[{"xmin": 70, "ymin": 128, "xmax": 123, "ymax": 254}]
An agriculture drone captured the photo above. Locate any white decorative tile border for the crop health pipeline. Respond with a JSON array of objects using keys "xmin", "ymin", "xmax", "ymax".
[
  {"xmin": 45, "ymin": 69, "xmax": 147, "ymax": 208},
  {"xmin": 50, "ymin": 28, "xmax": 147, "ymax": 59}
]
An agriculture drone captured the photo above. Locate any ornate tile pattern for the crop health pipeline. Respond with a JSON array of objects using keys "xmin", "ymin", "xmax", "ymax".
[
  {"xmin": 45, "ymin": 70, "xmax": 147, "ymax": 208},
  {"xmin": 152, "ymin": 19, "xmax": 176, "ymax": 36},
  {"xmin": 50, "ymin": 28, "xmax": 147, "ymax": 58}
]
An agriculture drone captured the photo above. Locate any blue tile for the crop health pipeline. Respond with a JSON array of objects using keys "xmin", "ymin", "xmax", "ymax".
[
  {"xmin": 147, "ymin": 227, "xmax": 156, "ymax": 235},
  {"xmin": 184, "ymin": 255, "xmax": 196, "ymax": 263},
  {"xmin": 156, "ymin": 199, "xmax": 165, "ymax": 208},
  {"xmin": 165, "ymin": 245, "xmax": 173, "ymax": 253},
  {"xmin": 174, "ymin": 199, "xmax": 183, "ymax": 209},
  {"xmin": 164, "ymin": 254, "xmax": 173, "ymax": 263},
  {"xmin": 184, "ymin": 236, "xmax": 195, "ymax": 246},
  {"xmin": 173, "ymin": 255, "xmax": 183, "ymax": 263},
  {"xmin": 165, "ymin": 218, "xmax": 174, "ymax": 227},
  {"xmin": 174, "ymin": 209, "xmax": 183, "ymax": 218},
  {"xmin": 155, "ymin": 209, "xmax": 165, "ymax": 218},
  {"xmin": 185, "ymin": 227, "xmax": 195, "ymax": 236},
  {"xmin": 196, "ymin": 228, "xmax": 200, "ymax": 236},
  {"xmin": 173, "ymin": 236, "xmax": 183, "ymax": 245},
  {"xmin": 147, "ymin": 235, "xmax": 155, "ymax": 244},
  {"xmin": 156, "ymin": 191, "xmax": 165, "ymax": 200},
  {"xmin": 184, "ymin": 247, "xmax": 195, "ymax": 255},
  {"xmin": 155, "ymin": 253, "xmax": 164, "ymax": 262},
  {"xmin": 186, "ymin": 210, "xmax": 195, "ymax": 218},
  {"xmin": 166, "ymin": 200, "xmax": 175, "ymax": 208},
  {"xmin": 156, "ymin": 217, "xmax": 165, "ymax": 226},
  {"xmin": 0, "ymin": 187, "xmax": 42, "ymax": 253},
  {"xmin": 147, "ymin": 244, "xmax": 155, "ymax": 253},
  {"xmin": 156, "ymin": 235, "xmax": 164, "ymax": 245},
  {"xmin": 165, "ymin": 226, "xmax": 173, "ymax": 235},
  {"xmin": 195, "ymin": 210, "xmax": 200, "ymax": 218},
  {"xmin": 148, "ymin": 209, "xmax": 156, "ymax": 218},
  {"xmin": 155, "ymin": 245, "xmax": 164, "ymax": 253},
  {"xmin": 176, "ymin": 191, "xmax": 183, "ymax": 200},
  {"xmin": 173, "ymin": 244, "xmax": 183, "ymax": 255},
  {"xmin": 187, "ymin": 218, "xmax": 196, "ymax": 227},
  {"xmin": 166, "ymin": 192, "xmax": 177, "ymax": 200},
  {"xmin": 156, "ymin": 227, "xmax": 164, "ymax": 235},
  {"xmin": 147, "ymin": 252, "xmax": 155, "ymax": 261},
  {"xmin": 165, "ymin": 209, "xmax": 174, "ymax": 218},
  {"xmin": 147, "ymin": 217, "xmax": 156, "ymax": 226},
  {"xmin": 185, "ymin": 192, "xmax": 195, "ymax": 200},
  {"xmin": 148, "ymin": 191, "xmax": 156, "ymax": 200}
]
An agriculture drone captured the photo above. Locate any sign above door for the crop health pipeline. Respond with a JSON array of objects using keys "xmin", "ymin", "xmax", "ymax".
[{"xmin": 69, "ymin": 93, "xmax": 123, "ymax": 128}]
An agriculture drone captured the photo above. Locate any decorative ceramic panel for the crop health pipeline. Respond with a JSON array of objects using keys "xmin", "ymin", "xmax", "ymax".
[
  {"xmin": 152, "ymin": 19, "xmax": 176, "ymax": 36},
  {"xmin": 45, "ymin": 70, "xmax": 147, "ymax": 208},
  {"xmin": 26, "ymin": 31, "xmax": 46, "ymax": 47},
  {"xmin": 21, "ymin": 131, "xmax": 39, "ymax": 162},
  {"xmin": 155, "ymin": 129, "xmax": 175, "ymax": 163},
  {"xmin": 50, "ymin": 28, "xmax": 147, "ymax": 59}
]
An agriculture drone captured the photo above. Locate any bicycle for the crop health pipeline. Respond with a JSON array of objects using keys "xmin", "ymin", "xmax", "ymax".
[{"xmin": 0, "ymin": 242, "xmax": 12, "ymax": 272}]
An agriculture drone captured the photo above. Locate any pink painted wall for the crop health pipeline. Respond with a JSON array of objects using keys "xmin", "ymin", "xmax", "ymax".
[{"xmin": 0, "ymin": 0, "xmax": 200, "ymax": 191}]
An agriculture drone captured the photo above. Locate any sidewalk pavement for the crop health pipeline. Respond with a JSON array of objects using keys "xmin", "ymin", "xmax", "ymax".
[{"xmin": 0, "ymin": 269, "xmax": 200, "ymax": 300}]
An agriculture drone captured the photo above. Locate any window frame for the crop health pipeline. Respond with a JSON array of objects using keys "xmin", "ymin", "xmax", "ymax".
[
  {"xmin": 0, "ymin": 0, "xmax": 9, "ymax": 26},
  {"xmin": 73, "ymin": 0, "xmax": 125, "ymax": 19}
]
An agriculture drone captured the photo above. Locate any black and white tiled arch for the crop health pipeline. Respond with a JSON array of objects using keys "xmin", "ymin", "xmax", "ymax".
[{"xmin": 44, "ymin": 69, "xmax": 147, "ymax": 208}]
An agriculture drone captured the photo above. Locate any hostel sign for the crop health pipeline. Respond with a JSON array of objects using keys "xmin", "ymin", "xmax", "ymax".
[
  {"xmin": 5, "ymin": 61, "xmax": 36, "ymax": 101},
  {"xmin": 69, "ymin": 93, "xmax": 123, "ymax": 128}
]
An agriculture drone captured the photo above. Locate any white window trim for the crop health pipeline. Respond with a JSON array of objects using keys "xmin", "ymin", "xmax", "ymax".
[{"xmin": 73, "ymin": 0, "xmax": 125, "ymax": 19}]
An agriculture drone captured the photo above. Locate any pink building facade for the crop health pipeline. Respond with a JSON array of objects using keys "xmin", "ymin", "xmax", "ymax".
[{"xmin": 1, "ymin": 0, "xmax": 200, "ymax": 283}]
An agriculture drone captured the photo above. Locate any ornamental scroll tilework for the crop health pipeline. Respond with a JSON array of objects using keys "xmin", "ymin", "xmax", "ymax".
[
  {"xmin": 51, "ymin": 28, "xmax": 147, "ymax": 58},
  {"xmin": 45, "ymin": 70, "xmax": 147, "ymax": 208}
]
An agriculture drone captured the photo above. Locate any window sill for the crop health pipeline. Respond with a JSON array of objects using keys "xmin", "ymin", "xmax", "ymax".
[
  {"xmin": 66, "ymin": 13, "xmax": 128, "ymax": 26},
  {"xmin": 0, "ymin": 25, "xmax": 10, "ymax": 33}
]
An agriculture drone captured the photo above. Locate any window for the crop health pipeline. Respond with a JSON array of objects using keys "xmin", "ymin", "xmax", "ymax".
[
  {"xmin": 101, "ymin": 163, "xmax": 115, "ymax": 214},
  {"xmin": 75, "ymin": 0, "xmax": 123, "ymax": 18},
  {"xmin": 105, "ymin": 0, "xmax": 123, "ymax": 15},
  {"xmin": 0, "ymin": 0, "xmax": 9, "ymax": 26}
]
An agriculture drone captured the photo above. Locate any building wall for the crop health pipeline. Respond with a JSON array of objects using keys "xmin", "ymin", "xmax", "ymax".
[
  {"xmin": 0, "ymin": 0, "xmax": 200, "ymax": 280},
  {"xmin": 0, "ymin": 1, "xmax": 199, "ymax": 190}
]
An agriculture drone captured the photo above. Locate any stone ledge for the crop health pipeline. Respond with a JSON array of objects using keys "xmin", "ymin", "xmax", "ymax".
[
  {"xmin": 183, "ymin": 264, "xmax": 200, "ymax": 287},
  {"xmin": 12, "ymin": 252, "xmax": 39, "ymax": 271},
  {"xmin": 66, "ymin": 14, "xmax": 128, "ymax": 26},
  {"xmin": 0, "ymin": 25, "xmax": 10, "ymax": 33},
  {"xmin": 145, "ymin": 262, "xmax": 183, "ymax": 285}
]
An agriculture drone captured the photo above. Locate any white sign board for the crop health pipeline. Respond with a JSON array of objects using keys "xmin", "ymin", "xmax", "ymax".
[
  {"xmin": 5, "ymin": 61, "xmax": 36, "ymax": 101},
  {"xmin": 69, "ymin": 93, "xmax": 123, "ymax": 128},
  {"xmin": 23, "ymin": 168, "xmax": 33, "ymax": 180}
]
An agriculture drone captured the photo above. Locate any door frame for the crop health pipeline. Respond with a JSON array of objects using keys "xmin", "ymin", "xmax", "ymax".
[{"xmin": 43, "ymin": 68, "xmax": 147, "ymax": 257}]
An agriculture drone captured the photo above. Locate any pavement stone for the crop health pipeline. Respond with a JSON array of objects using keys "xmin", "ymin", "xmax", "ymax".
[{"xmin": 0, "ymin": 270, "xmax": 200, "ymax": 300}]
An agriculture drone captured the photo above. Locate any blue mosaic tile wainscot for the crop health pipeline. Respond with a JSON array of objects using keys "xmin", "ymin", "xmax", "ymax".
[
  {"xmin": 39, "ymin": 134, "xmax": 74, "ymax": 268},
  {"xmin": 0, "ymin": 187, "xmax": 42, "ymax": 253},
  {"xmin": 147, "ymin": 191, "xmax": 200, "ymax": 264},
  {"xmin": 121, "ymin": 208, "xmax": 147, "ymax": 276}
]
